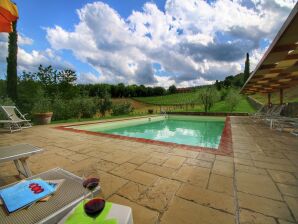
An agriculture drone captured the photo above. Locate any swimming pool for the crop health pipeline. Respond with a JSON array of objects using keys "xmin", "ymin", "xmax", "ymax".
[{"xmin": 66, "ymin": 116, "xmax": 226, "ymax": 149}]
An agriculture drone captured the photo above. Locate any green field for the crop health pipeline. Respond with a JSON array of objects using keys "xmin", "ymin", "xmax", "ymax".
[
  {"xmin": 133, "ymin": 91, "xmax": 255, "ymax": 113},
  {"xmin": 134, "ymin": 91, "xmax": 200, "ymax": 105}
]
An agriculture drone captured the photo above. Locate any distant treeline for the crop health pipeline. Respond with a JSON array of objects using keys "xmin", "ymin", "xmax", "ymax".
[{"xmin": 0, "ymin": 65, "xmax": 247, "ymax": 100}]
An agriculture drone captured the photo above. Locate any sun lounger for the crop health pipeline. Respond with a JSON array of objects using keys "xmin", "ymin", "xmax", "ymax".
[
  {"xmin": 263, "ymin": 104, "xmax": 286, "ymax": 128},
  {"xmin": 251, "ymin": 105, "xmax": 276, "ymax": 121},
  {"xmin": 272, "ymin": 117, "xmax": 298, "ymax": 136},
  {"xmin": 0, "ymin": 144, "xmax": 43, "ymax": 177},
  {"xmin": 0, "ymin": 168, "xmax": 100, "ymax": 224},
  {"xmin": 0, "ymin": 120, "xmax": 22, "ymax": 132},
  {"xmin": 1, "ymin": 106, "xmax": 32, "ymax": 132}
]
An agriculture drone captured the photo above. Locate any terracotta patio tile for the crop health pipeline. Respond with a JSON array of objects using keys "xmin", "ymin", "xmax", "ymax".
[
  {"xmin": 177, "ymin": 183, "xmax": 235, "ymax": 214},
  {"xmin": 238, "ymin": 192, "xmax": 293, "ymax": 222},
  {"xmin": 268, "ymin": 170, "xmax": 298, "ymax": 186},
  {"xmin": 125, "ymin": 170, "xmax": 159, "ymax": 186},
  {"xmin": 138, "ymin": 163, "xmax": 175, "ymax": 178},
  {"xmin": 208, "ymin": 173, "xmax": 234, "ymax": 196},
  {"xmin": 284, "ymin": 196, "xmax": 298, "ymax": 221},
  {"xmin": 239, "ymin": 209, "xmax": 277, "ymax": 224},
  {"xmin": 236, "ymin": 172, "xmax": 283, "ymax": 200},
  {"xmin": 172, "ymin": 164, "xmax": 210, "ymax": 188},
  {"xmin": 108, "ymin": 194, "xmax": 159, "ymax": 224},
  {"xmin": 160, "ymin": 196, "xmax": 235, "ymax": 224},
  {"xmin": 163, "ymin": 156, "xmax": 185, "ymax": 169}
]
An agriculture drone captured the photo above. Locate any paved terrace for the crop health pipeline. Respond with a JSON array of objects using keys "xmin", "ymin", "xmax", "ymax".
[{"xmin": 0, "ymin": 117, "xmax": 297, "ymax": 224}]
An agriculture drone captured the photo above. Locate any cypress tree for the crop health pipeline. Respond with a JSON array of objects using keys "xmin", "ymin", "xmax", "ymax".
[
  {"xmin": 6, "ymin": 21, "xmax": 18, "ymax": 101},
  {"xmin": 243, "ymin": 52, "xmax": 250, "ymax": 83}
]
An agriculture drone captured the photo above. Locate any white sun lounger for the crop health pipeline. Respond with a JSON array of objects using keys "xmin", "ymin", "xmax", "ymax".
[
  {"xmin": 1, "ymin": 106, "xmax": 32, "ymax": 132},
  {"xmin": 0, "ymin": 168, "xmax": 100, "ymax": 224},
  {"xmin": 0, "ymin": 144, "xmax": 43, "ymax": 177},
  {"xmin": 0, "ymin": 120, "xmax": 22, "ymax": 133}
]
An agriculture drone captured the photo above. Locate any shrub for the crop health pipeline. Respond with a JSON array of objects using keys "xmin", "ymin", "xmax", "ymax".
[
  {"xmin": 112, "ymin": 102, "xmax": 134, "ymax": 116},
  {"xmin": 52, "ymin": 98, "xmax": 74, "ymax": 120},
  {"xmin": 0, "ymin": 97, "xmax": 15, "ymax": 120},
  {"xmin": 76, "ymin": 97, "xmax": 97, "ymax": 118},
  {"xmin": 226, "ymin": 90, "xmax": 241, "ymax": 112},
  {"xmin": 197, "ymin": 87, "xmax": 219, "ymax": 112},
  {"xmin": 31, "ymin": 97, "xmax": 51, "ymax": 113},
  {"xmin": 0, "ymin": 96, "xmax": 15, "ymax": 106},
  {"xmin": 51, "ymin": 97, "xmax": 97, "ymax": 121},
  {"xmin": 219, "ymin": 88, "xmax": 229, "ymax": 101},
  {"xmin": 98, "ymin": 93, "xmax": 112, "ymax": 117},
  {"xmin": 148, "ymin": 109, "xmax": 154, "ymax": 114}
]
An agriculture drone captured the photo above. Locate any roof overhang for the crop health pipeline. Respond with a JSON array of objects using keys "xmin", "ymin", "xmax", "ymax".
[{"xmin": 241, "ymin": 3, "xmax": 298, "ymax": 94}]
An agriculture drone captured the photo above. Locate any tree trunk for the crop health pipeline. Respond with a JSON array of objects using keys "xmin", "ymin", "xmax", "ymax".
[{"xmin": 6, "ymin": 21, "xmax": 18, "ymax": 102}]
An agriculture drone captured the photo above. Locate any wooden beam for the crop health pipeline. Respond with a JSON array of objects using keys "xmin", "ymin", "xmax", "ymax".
[
  {"xmin": 259, "ymin": 64, "xmax": 277, "ymax": 70},
  {"xmin": 285, "ymin": 54, "xmax": 298, "ymax": 60},
  {"xmin": 272, "ymin": 44, "xmax": 298, "ymax": 52}
]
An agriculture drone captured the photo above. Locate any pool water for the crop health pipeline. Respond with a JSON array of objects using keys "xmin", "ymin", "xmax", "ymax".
[{"xmin": 101, "ymin": 118, "xmax": 225, "ymax": 149}]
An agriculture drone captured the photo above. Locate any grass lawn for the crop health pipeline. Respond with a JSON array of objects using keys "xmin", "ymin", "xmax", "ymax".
[
  {"xmin": 133, "ymin": 91, "xmax": 256, "ymax": 113},
  {"xmin": 134, "ymin": 91, "xmax": 199, "ymax": 105},
  {"xmin": 210, "ymin": 96, "xmax": 255, "ymax": 113}
]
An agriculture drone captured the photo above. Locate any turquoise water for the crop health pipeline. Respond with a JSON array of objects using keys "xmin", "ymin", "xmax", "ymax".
[{"xmin": 101, "ymin": 119, "xmax": 225, "ymax": 149}]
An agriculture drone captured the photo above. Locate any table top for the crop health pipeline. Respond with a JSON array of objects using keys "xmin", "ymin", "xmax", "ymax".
[
  {"xmin": 58, "ymin": 201, "xmax": 133, "ymax": 224},
  {"xmin": 0, "ymin": 144, "xmax": 43, "ymax": 163},
  {"xmin": 0, "ymin": 168, "xmax": 100, "ymax": 224}
]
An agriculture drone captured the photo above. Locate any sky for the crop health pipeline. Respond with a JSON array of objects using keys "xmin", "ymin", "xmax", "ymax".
[{"xmin": 0, "ymin": 0, "xmax": 296, "ymax": 88}]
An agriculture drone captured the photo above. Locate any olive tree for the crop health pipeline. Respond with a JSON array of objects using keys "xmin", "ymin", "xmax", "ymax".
[
  {"xmin": 98, "ymin": 92, "xmax": 112, "ymax": 117},
  {"xmin": 197, "ymin": 87, "xmax": 219, "ymax": 112},
  {"xmin": 226, "ymin": 89, "xmax": 241, "ymax": 112}
]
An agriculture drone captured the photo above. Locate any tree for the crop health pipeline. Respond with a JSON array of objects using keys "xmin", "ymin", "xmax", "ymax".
[
  {"xmin": 197, "ymin": 87, "xmax": 219, "ymax": 112},
  {"xmin": 243, "ymin": 53, "xmax": 250, "ymax": 83},
  {"xmin": 6, "ymin": 21, "xmax": 18, "ymax": 101},
  {"xmin": 98, "ymin": 92, "xmax": 112, "ymax": 116},
  {"xmin": 215, "ymin": 80, "xmax": 221, "ymax": 90},
  {"xmin": 226, "ymin": 89, "xmax": 241, "ymax": 112},
  {"xmin": 223, "ymin": 75, "xmax": 234, "ymax": 87},
  {"xmin": 168, "ymin": 85, "xmax": 177, "ymax": 94},
  {"xmin": 58, "ymin": 69, "xmax": 78, "ymax": 99}
]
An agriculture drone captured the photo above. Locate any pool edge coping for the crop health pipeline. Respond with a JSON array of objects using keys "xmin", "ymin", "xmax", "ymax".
[{"xmin": 54, "ymin": 116, "xmax": 233, "ymax": 157}]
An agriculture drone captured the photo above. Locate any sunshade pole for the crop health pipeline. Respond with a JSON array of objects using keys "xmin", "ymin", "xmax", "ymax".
[{"xmin": 280, "ymin": 88, "xmax": 284, "ymax": 105}]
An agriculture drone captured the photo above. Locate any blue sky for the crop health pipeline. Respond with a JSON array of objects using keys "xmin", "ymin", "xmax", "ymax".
[
  {"xmin": 0, "ymin": 0, "xmax": 296, "ymax": 87},
  {"xmin": 13, "ymin": 0, "xmax": 166, "ymax": 76}
]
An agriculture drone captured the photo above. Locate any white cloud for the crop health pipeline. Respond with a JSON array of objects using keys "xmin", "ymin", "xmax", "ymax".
[
  {"xmin": 45, "ymin": 0, "xmax": 295, "ymax": 87},
  {"xmin": 18, "ymin": 34, "xmax": 33, "ymax": 45},
  {"xmin": 0, "ymin": 33, "xmax": 73, "ymax": 76}
]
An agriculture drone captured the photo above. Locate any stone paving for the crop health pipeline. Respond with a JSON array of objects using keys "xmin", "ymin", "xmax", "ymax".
[{"xmin": 0, "ymin": 116, "xmax": 297, "ymax": 224}]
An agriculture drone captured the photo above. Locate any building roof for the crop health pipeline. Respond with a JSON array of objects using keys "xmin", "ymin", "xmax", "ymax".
[{"xmin": 241, "ymin": 3, "xmax": 298, "ymax": 94}]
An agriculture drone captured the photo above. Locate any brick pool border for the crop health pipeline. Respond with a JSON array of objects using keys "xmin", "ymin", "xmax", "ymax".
[{"xmin": 54, "ymin": 116, "xmax": 233, "ymax": 156}]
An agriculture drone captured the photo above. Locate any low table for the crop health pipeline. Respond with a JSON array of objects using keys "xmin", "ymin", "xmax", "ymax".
[
  {"xmin": 58, "ymin": 201, "xmax": 133, "ymax": 224},
  {"xmin": 0, "ymin": 144, "xmax": 43, "ymax": 177},
  {"xmin": 0, "ymin": 168, "xmax": 100, "ymax": 224}
]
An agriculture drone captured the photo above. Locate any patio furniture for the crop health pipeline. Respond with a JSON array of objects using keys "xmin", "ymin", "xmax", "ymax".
[
  {"xmin": 249, "ymin": 105, "xmax": 266, "ymax": 117},
  {"xmin": 58, "ymin": 201, "xmax": 133, "ymax": 224},
  {"xmin": 251, "ymin": 105, "xmax": 275, "ymax": 120},
  {"xmin": 272, "ymin": 117, "xmax": 298, "ymax": 136},
  {"xmin": 0, "ymin": 120, "xmax": 22, "ymax": 133},
  {"xmin": 263, "ymin": 104, "xmax": 286, "ymax": 128},
  {"xmin": 0, "ymin": 144, "xmax": 43, "ymax": 177},
  {"xmin": 1, "ymin": 106, "xmax": 32, "ymax": 132},
  {"xmin": 0, "ymin": 168, "xmax": 100, "ymax": 224}
]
